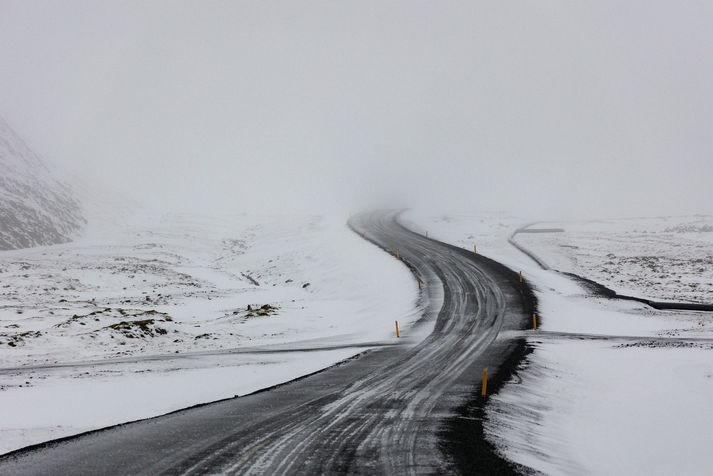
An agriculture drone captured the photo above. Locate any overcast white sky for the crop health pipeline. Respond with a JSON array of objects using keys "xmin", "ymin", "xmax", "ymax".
[{"xmin": 1, "ymin": 1, "xmax": 711, "ymax": 218}]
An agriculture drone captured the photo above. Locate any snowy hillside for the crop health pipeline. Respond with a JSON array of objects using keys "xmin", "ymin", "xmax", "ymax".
[{"xmin": 0, "ymin": 116, "xmax": 84, "ymax": 250}]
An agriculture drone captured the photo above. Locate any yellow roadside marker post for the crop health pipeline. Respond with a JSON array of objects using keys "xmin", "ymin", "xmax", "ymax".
[
  {"xmin": 481, "ymin": 368, "xmax": 488, "ymax": 397},
  {"xmin": 533, "ymin": 313, "xmax": 538, "ymax": 331},
  {"xmin": 395, "ymin": 320, "xmax": 400, "ymax": 338}
]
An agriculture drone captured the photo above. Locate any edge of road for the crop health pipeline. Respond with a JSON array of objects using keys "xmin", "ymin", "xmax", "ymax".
[{"xmin": 392, "ymin": 212, "xmax": 540, "ymax": 474}]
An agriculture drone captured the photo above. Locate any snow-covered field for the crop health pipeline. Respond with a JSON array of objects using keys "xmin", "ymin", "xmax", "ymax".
[
  {"xmin": 0, "ymin": 212, "xmax": 418, "ymax": 453},
  {"xmin": 404, "ymin": 210, "xmax": 713, "ymax": 476},
  {"xmin": 514, "ymin": 216, "xmax": 713, "ymax": 304}
]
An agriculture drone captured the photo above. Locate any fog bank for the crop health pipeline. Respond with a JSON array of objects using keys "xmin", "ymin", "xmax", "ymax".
[{"xmin": 1, "ymin": 1, "xmax": 711, "ymax": 219}]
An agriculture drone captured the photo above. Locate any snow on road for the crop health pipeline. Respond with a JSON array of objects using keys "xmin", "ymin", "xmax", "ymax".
[
  {"xmin": 0, "ymin": 211, "xmax": 418, "ymax": 454},
  {"xmin": 404, "ymin": 210, "xmax": 713, "ymax": 476}
]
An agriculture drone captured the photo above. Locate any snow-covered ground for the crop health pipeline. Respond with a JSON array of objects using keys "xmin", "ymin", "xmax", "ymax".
[
  {"xmin": 514, "ymin": 216, "xmax": 713, "ymax": 304},
  {"xmin": 404, "ymin": 210, "xmax": 713, "ymax": 476},
  {"xmin": 0, "ymin": 212, "xmax": 418, "ymax": 453}
]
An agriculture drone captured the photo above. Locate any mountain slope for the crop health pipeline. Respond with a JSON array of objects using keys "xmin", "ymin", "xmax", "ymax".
[{"xmin": 0, "ymin": 116, "xmax": 84, "ymax": 250}]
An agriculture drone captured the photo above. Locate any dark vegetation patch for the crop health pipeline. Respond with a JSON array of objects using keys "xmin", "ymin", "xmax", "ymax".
[
  {"xmin": 1, "ymin": 330, "xmax": 42, "ymax": 347},
  {"xmin": 107, "ymin": 319, "xmax": 168, "ymax": 338},
  {"xmin": 229, "ymin": 304, "xmax": 279, "ymax": 320},
  {"xmin": 616, "ymin": 340, "xmax": 713, "ymax": 350},
  {"xmin": 246, "ymin": 304, "xmax": 278, "ymax": 317},
  {"xmin": 663, "ymin": 224, "xmax": 713, "ymax": 233},
  {"xmin": 56, "ymin": 308, "xmax": 172, "ymax": 328}
]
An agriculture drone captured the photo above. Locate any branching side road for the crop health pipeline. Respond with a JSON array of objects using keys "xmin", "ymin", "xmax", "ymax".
[{"xmin": 0, "ymin": 210, "xmax": 536, "ymax": 475}]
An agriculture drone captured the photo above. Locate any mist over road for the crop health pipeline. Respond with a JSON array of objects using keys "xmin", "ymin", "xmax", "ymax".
[{"xmin": 0, "ymin": 210, "xmax": 535, "ymax": 475}]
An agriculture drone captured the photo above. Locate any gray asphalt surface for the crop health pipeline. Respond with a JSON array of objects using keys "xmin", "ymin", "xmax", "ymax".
[{"xmin": 0, "ymin": 210, "xmax": 534, "ymax": 475}]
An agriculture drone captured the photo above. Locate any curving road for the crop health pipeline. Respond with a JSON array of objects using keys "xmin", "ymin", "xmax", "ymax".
[{"xmin": 0, "ymin": 210, "xmax": 535, "ymax": 475}]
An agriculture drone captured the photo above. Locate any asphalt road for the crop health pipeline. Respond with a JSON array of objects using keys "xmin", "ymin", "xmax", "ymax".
[{"xmin": 0, "ymin": 210, "xmax": 535, "ymax": 475}]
